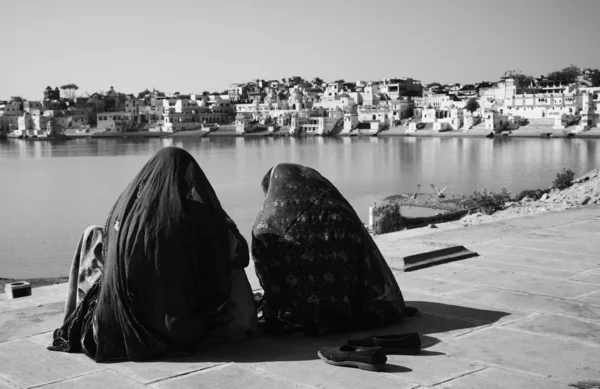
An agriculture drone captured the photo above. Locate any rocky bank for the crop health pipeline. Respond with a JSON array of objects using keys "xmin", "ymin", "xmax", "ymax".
[{"xmin": 436, "ymin": 167, "xmax": 600, "ymax": 230}]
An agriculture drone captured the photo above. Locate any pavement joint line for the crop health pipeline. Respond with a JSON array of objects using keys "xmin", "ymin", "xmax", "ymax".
[
  {"xmin": 141, "ymin": 361, "xmax": 231, "ymax": 386},
  {"xmin": 0, "ymin": 375, "xmax": 21, "ymax": 389},
  {"xmin": 465, "ymin": 257, "xmax": 597, "ymax": 275},
  {"xmin": 25, "ymin": 368, "xmax": 109, "ymax": 389},
  {"xmin": 428, "ymin": 268, "xmax": 474, "ymax": 280},
  {"xmin": 252, "ymin": 364, "xmax": 320, "ymax": 389},
  {"xmin": 489, "ymin": 242, "xmax": 599, "ymax": 257},
  {"xmin": 546, "ymin": 311, "xmax": 600, "ymax": 325},
  {"xmin": 497, "ymin": 325, "xmax": 600, "ymax": 348},
  {"xmin": 455, "ymin": 262, "xmax": 600, "ymax": 283},
  {"xmin": 462, "ymin": 247, "xmax": 600, "ymax": 264},
  {"xmin": 429, "ymin": 349, "xmax": 552, "ymax": 381},
  {"xmin": 438, "ymin": 285, "xmax": 482, "ymax": 296},
  {"xmin": 416, "ymin": 366, "xmax": 489, "ymax": 388},
  {"xmin": 570, "ymin": 266, "xmax": 600, "ymax": 278},
  {"xmin": 572, "ymin": 290, "xmax": 600, "ymax": 300},
  {"xmin": 419, "ymin": 273, "xmax": 600, "ymax": 299}
]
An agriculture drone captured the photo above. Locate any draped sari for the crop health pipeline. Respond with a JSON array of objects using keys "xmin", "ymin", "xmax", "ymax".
[
  {"xmin": 50, "ymin": 147, "xmax": 255, "ymax": 362},
  {"xmin": 252, "ymin": 163, "xmax": 407, "ymax": 334}
]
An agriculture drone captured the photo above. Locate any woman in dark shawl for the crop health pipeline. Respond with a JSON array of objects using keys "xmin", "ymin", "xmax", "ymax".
[
  {"xmin": 252, "ymin": 163, "xmax": 408, "ymax": 335},
  {"xmin": 50, "ymin": 147, "xmax": 257, "ymax": 362}
]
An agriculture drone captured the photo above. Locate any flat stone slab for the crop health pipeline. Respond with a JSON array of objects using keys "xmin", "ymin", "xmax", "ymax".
[
  {"xmin": 257, "ymin": 359, "xmax": 416, "ymax": 389},
  {"xmin": 0, "ymin": 338, "xmax": 102, "ymax": 388},
  {"xmin": 505, "ymin": 313, "xmax": 600, "ymax": 345},
  {"xmin": 0, "ymin": 302, "xmax": 63, "ymax": 343},
  {"xmin": 375, "ymin": 240, "xmax": 460, "ymax": 270},
  {"xmin": 155, "ymin": 364, "xmax": 303, "ymax": 389},
  {"xmin": 468, "ymin": 244, "xmax": 600, "ymax": 271},
  {"xmin": 571, "ymin": 271, "xmax": 600, "ymax": 285},
  {"xmin": 461, "ymin": 256, "xmax": 581, "ymax": 279},
  {"xmin": 436, "ymin": 367, "xmax": 573, "ymax": 389},
  {"xmin": 37, "ymin": 369, "xmax": 144, "ymax": 388},
  {"xmin": 492, "ymin": 236, "xmax": 600, "ymax": 256},
  {"xmin": 452, "ymin": 286, "xmax": 600, "ymax": 322},
  {"xmin": 394, "ymin": 274, "xmax": 473, "ymax": 295},
  {"xmin": 434, "ymin": 327, "xmax": 600, "ymax": 384},
  {"xmin": 435, "ymin": 268, "xmax": 600, "ymax": 298}
]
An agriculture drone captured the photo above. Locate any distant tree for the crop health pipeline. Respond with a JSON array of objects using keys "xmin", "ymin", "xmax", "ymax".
[
  {"xmin": 334, "ymin": 79, "xmax": 345, "ymax": 84},
  {"xmin": 465, "ymin": 98, "xmax": 480, "ymax": 114},
  {"xmin": 312, "ymin": 77, "xmax": 324, "ymax": 86},
  {"xmin": 503, "ymin": 69, "xmax": 535, "ymax": 87},
  {"xmin": 202, "ymin": 91, "xmax": 210, "ymax": 96},
  {"xmin": 11, "ymin": 96, "xmax": 23, "ymax": 102},
  {"xmin": 60, "ymin": 83, "xmax": 79, "ymax": 99},
  {"xmin": 547, "ymin": 64, "xmax": 581, "ymax": 83},
  {"xmin": 427, "ymin": 82, "xmax": 442, "ymax": 88},
  {"xmin": 137, "ymin": 89, "xmax": 151, "ymax": 98},
  {"xmin": 589, "ymin": 69, "xmax": 600, "ymax": 87}
]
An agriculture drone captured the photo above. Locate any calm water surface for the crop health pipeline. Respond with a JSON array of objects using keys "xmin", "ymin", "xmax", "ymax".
[{"xmin": 1, "ymin": 136, "xmax": 598, "ymax": 278}]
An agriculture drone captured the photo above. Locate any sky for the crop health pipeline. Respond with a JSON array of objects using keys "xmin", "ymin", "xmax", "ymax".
[{"xmin": 1, "ymin": 0, "xmax": 599, "ymax": 100}]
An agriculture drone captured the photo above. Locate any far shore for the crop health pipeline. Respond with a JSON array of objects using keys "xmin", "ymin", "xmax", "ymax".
[{"xmin": 5, "ymin": 125, "xmax": 600, "ymax": 141}]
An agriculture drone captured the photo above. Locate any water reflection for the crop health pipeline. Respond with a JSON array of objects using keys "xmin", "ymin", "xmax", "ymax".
[{"xmin": 1, "ymin": 136, "xmax": 599, "ymax": 278}]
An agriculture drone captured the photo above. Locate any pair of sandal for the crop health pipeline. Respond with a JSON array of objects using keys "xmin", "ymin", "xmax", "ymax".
[{"xmin": 317, "ymin": 333, "xmax": 421, "ymax": 372}]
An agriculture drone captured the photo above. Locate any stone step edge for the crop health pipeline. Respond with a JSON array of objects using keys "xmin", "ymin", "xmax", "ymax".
[{"xmin": 403, "ymin": 246, "xmax": 479, "ymax": 272}]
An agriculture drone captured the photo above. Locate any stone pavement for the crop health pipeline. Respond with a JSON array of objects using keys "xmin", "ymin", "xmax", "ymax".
[{"xmin": 1, "ymin": 205, "xmax": 600, "ymax": 388}]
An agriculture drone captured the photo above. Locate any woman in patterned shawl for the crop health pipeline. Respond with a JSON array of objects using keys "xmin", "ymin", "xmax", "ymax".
[
  {"xmin": 252, "ymin": 163, "xmax": 408, "ymax": 335},
  {"xmin": 49, "ymin": 147, "xmax": 257, "ymax": 362}
]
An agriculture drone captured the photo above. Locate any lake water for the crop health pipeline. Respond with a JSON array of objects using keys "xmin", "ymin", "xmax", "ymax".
[{"xmin": 1, "ymin": 136, "xmax": 599, "ymax": 278}]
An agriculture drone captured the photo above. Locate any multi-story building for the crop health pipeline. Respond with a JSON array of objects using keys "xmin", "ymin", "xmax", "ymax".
[
  {"xmin": 0, "ymin": 101, "xmax": 22, "ymax": 131},
  {"xmin": 96, "ymin": 112, "xmax": 133, "ymax": 132},
  {"xmin": 228, "ymin": 83, "xmax": 247, "ymax": 102},
  {"xmin": 162, "ymin": 98, "xmax": 231, "ymax": 132}
]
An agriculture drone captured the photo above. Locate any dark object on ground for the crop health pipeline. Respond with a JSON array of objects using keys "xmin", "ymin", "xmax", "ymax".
[
  {"xmin": 317, "ymin": 345, "xmax": 387, "ymax": 371},
  {"xmin": 373, "ymin": 207, "xmax": 474, "ymax": 234},
  {"xmin": 403, "ymin": 246, "xmax": 479, "ymax": 272},
  {"xmin": 514, "ymin": 188, "xmax": 550, "ymax": 202},
  {"xmin": 553, "ymin": 168, "xmax": 575, "ymax": 190},
  {"xmin": 0, "ymin": 277, "xmax": 69, "ymax": 293},
  {"xmin": 346, "ymin": 333, "xmax": 421, "ymax": 355},
  {"xmin": 569, "ymin": 380, "xmax": 600, "ymax": 389}
]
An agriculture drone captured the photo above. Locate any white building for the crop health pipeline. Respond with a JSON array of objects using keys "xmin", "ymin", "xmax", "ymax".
[{"xmin": 97, "ymin": 112, "xmax": 133, "ymax": 132}]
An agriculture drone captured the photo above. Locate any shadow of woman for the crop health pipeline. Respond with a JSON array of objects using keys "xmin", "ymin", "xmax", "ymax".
[{"xmin": 159, "ymin": 300, "xmax": 510, "ymax": 365}]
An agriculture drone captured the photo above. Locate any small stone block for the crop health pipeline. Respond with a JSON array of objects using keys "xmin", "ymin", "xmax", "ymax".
[
  {"xmin": 403, "ymin": 246, "xmax": 478, "ymax": 272},
  {"xmin": 4, "ymin": 282, "xmax": 31, "ymax": 299}
]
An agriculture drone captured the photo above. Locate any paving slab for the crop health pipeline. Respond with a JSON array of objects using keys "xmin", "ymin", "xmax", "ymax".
[
  {"xmin": 435, "ymin": 268, "xmax": 600, "ymax": 298},
  {"xmin": 547, "ymin": 218, "xmax": 600, "ymax": 232},
  {"xmin": 436, "ymin": 367, "xmax": 572, "ymax": 389},
  {"xmin": 0, "ymin": 338, "xmax": 103, "ymax": 388},
  {"xmin": 460, "ymin": 256, "xmax": 581, "ymax": 279},
  {"xmin": 466, "ymin": 244, "xmax": 600, "ymax": 271},
  {"xmin": 105, "ymin": 354, "xmax": 226, "ymax": 385},
  {"xmin": 36, "ymin": 369, "xmax": 143, "ymax": 388},
  {"xmin": 396, "ymin": 262, "xmax": 470, "ymax": 278},
  {"xmin": 403, "ymin": 290, "xmax": 527, "ymax": 326},
  {"xmin": 578, "ymin": 291, "xmax": 600, "ymax": 305},
  {"xmin": 433, "ymin": 327, "xmax": 600, "ymax": 384},
  {"xmin": 153, "ymin": 364, "xmax": 308, "ymax": 389},
  {"xmin": 256, "ymin": 359, "xmax": 416, "ymax": 389},
  {"xmin": 505, "ymin": 313, "xmax": 600, "ymax": 345},
  {"xmin": 0, "ymin": 302, "xmax": 63, "ymax": 343},
  {"xmin": 393, "ymin": 274, "xmax": 474, "ymax": 295},
  {"xmin": 492, "ymin": 236, "xmax": 600, "ymax": 256},
  {"xmin": 523, "ymin": 228, "xmax": 600, "ymax": 243},
  {"xmin": 500, "ymin": 205, "xmax": 600, "ymax": 228},
  {"xmin": 571, "ymin": 271, "xmax": 600, "ymax": 285},
  {"xmin": 452, "ymin": 286, "xmax": 600, "ymax": 321},
  {"xmin": 383, "ymin": 353, "xmax": 484, "ymax": 387}
]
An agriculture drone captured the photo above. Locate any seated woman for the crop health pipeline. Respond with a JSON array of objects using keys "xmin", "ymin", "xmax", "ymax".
[
  {"xmin": 252, "ymin": 163, "xmax": 410, "ymax": 335},
  {"xmin": 49, "ymin": 147, "xmax": 257, "ymax": 362}
]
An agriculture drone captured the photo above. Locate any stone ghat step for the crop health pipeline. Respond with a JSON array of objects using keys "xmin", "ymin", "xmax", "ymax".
[{"xmin": 403, "ymin": 245, "xmax": 479, "ymax": 272}]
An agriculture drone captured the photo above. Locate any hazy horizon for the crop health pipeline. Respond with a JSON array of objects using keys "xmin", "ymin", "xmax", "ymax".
[{"xmin": 1, "ymin": 0, "xmax": 599, "ymax": 100}]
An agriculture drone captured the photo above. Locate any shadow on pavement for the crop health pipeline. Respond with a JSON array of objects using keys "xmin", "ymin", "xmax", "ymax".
[{"xmin": 159, "ymin": 301, "xmax": 509, "ymax": 364}]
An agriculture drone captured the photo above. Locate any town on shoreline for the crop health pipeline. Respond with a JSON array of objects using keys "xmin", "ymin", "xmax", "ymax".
[{"xmin": 2, "ymin": 66, "xmax": 600, "ymax": 141}]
